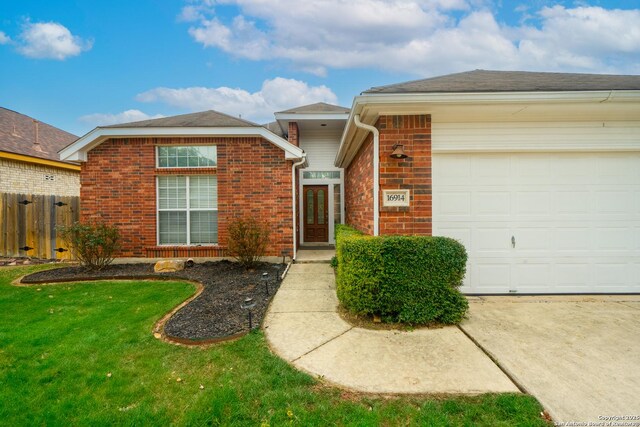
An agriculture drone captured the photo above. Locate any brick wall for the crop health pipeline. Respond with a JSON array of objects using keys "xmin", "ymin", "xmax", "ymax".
[
  {"xmin": 344, "ymin": 134, "xmax": 374, "ymax": 234},
  {"xmin": 344, "ymin": 114, "xmax": 432, "ymax": 236},
  {"xmin": 378, "ymin": 115, "xmax": 432, "ymax": 235},
  {"xmin": 80, "ymin": 136, "xmax": 293, "ymax": 258},
  {"xmin": 0, "ymin": 158, "xmax": 79, "ymax": 197},
  {"xmin": 288, "ymin": 122, "xmax": 299, "ymax": 146}
]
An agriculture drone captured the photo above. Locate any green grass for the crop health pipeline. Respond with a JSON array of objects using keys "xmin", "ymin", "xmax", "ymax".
[{"xmin": 0, "ymin": 265, "xmax": 549, "ymax": 426}]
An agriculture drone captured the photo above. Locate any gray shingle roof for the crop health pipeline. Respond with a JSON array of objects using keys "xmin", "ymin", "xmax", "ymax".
[
  {"xmin": 102, "ymin": 110, "xmax": 260, "ymax": 128},
  {"xmin": 365, "ymin": 70, "xmax": 640, "ymax": 94},
  {"xmin": 276, "ymin": 102, "xmax": 350, "ymax": 114},
  {"xmin": 0, "ymin": 107, "xmax": 78, "ymax": 163}
]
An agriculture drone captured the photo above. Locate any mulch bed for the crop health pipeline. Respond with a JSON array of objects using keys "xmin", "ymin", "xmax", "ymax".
[{"xmin": 21, "ymin": 261, "xmax": 285, "ymax": 342}]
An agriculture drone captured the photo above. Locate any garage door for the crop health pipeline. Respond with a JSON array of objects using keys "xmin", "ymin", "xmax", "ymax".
[{"xmin": 433, "ymin": 152, "xmax": 640, "ymax": 294}]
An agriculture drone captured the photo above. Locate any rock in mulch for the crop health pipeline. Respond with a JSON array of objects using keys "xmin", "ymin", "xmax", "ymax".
[{"xmin": 21, "ymin": 260, "xmax": 284, "ymax": 342}]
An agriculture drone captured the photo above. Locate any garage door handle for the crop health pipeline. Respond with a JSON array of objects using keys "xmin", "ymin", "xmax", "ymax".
[{"xmin": 511, "ymin": 236, "xmax": 516, "ymax": 248}]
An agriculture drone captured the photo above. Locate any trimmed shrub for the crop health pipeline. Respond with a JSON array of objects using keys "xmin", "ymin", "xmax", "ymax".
[
  {"xmin": 227, "ymin": 216, "xmax": 271, "ymax": 269},
  {"xmin": 58, "ymin": 221, "xmax": 121, "ymax": 271},
  {"xmin": 335, "ymin": 225, "xmax": 468, "ymax": 325}
]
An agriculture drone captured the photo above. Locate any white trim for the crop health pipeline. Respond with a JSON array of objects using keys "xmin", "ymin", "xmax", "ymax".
[
  {"xmin": 299, "ymin": 169, "xmax": 344, "ymax": 244},
  {"xmin": 60, "ymin": 126, "xmax": 304, "ymax": 162},
  {"xmin": 335, "ymin": 90, "xmax": 640, "ymax": 168},
  {"xmin": 274, "ymin": 113, "xmax": 349, "ymax": 121}
]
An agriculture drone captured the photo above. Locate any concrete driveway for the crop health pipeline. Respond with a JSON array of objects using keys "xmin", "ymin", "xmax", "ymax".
[{"xmin": 460, "ymin": 295, "xmax": 640, "ymax": 424}]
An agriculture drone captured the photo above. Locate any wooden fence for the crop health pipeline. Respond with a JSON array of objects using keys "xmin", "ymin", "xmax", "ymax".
[{"xmin": 0, "ymin": 192, "xmax": 79, "ymax": 260}]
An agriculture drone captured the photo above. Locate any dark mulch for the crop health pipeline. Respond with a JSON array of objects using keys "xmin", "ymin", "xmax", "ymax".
[{"xmin": 21, "ymin": 261, "xmax": 285, "ymax": 342}]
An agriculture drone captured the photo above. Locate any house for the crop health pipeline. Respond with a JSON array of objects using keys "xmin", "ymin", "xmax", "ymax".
[
  {"xmin": 0, "ymin": 107, "xmax": 79, "ymax": 196},
  {"xmin": 60, "ymin": 70, "xmax": 640, "ymax": 294},
  {"xmin": 0, "ymin": 107, "xmax": 80, "ymax": 259}
]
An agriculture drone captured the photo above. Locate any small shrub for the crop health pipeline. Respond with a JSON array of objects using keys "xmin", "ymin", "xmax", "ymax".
[
  {"xmin": 58, "ymin": 221, "xmax": 120, "ymax": 271},
  {"xmin": 335, "ymin": 225, "xmax": 468, "ymax": 325},
  {"xmin": 330, "ymin": 256, "xmax": 338, "ymax": 268},
  {"xmin": 227, "ymin": 216, "xmax": 271, "ymax": 269}
]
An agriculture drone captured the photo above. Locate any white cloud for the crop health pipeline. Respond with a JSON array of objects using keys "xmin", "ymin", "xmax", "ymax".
[
  {"xmin": 182, "ymin": 1, "xmax": 640, "ymax": 75},
  {"xmin": 17, "ymin": 21, "xmax": 92, "ymax": 60},
  {"xmin": 79, "ymin": 110, "xmax": 164, "ymax": 126},
  {"xmin": 136, "ymin": 77, "xmax": 338, "ymax": 123},
  {"xmin": 0, "ymin": 31, "xmax": 10, "ymax": 44}
]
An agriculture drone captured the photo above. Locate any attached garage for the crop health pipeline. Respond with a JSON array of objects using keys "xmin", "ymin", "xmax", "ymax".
[
  {"xmin": 337, "ymin": 70, "xmax": 640, "ymax": 294},
  {"xmin": 433, "ymin": 151, "xmax": 640, "ymax": 294}
]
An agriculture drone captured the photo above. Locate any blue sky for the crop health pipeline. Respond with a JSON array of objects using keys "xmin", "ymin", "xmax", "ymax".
[{"xmin": 1, "ymin": 0, "xmax": 639, "ymax": 136}]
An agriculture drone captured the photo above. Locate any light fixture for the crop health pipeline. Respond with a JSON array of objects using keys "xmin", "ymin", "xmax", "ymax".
[
  {"xmin": 240, "ymin": 297, "xmax": 256, "ymax": 329},
  {"xmin": 390, "ymin": 144, "xmax": 408, "ymax": 159},
  {"xmin": 261, "ymin": 272, "xmax": 270, "ymax": 295}
]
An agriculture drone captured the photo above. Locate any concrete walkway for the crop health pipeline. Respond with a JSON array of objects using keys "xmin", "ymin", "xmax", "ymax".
[{"xmin": 264, "ymin": 263, "xmax": 518, "ymax": 394}]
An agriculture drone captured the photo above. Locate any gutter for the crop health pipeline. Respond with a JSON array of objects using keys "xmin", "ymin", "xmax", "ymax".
[
  {"xmin": 353, "ymin": 115, "xmax": 379, "ymax": 236},
  {"xmin": 291, "ymin": 153, "xmax": 307, "ymax": 260}
]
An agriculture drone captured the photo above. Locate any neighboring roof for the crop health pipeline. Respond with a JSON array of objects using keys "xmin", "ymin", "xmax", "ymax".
[
  {"xmin": 103, "ymin": 110, "xmax": 259, "ymax": 128},
  {"xmin": 60, "ymin": 109, "xmax": 305, "ymax": 162},
  {"xmin": 276, "ymin": 102, "xmax": 350, "ymax": 114},
  {"xmin": 365, "ymin": 69, "xmax": 640, "ymax": 94},
  {"xmin": 263, "ymin": 121, "xmax": 285, "ymax": 138},
  {"xmin": 0, "ymin": 107, "xmax": 78, "ymax": 163}
]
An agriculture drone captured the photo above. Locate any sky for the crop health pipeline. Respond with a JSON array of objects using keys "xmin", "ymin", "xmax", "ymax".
[{"xmin": 1, "ymin": 0, "xmax": 639, "ymax": 136}]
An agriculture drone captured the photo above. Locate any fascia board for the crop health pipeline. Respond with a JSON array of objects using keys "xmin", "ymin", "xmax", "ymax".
[
  {"xmin": 274, "ymin": 113, "xmax": 349, "ymax": 121},
  {"xmin": 335, "ymin": 90, "xmax": 640, "ymax": 168},
  {"xmin": 60, "ymin": 126, "xmax": 304, "ymax": 161}
]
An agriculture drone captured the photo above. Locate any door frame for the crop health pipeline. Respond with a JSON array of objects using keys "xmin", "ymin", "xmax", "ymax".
[{"xmin": 298, "ymin": 169, "xmax": 344, "ymax": 245}]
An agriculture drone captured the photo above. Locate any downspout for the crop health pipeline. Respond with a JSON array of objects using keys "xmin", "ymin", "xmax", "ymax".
[
  {"xmin": 291, "ymin": 153, "xmax": 307, "ymax": 260},
  {"xmin": 353, "ymin": 115, "xmax": 379, "ymax": 236}
]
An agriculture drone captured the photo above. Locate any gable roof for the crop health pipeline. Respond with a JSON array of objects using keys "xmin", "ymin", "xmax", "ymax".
[
  {"xmin": 59, "ymin": 109, "xmax": 304, "ymax": 162},
  {"xmin": 103, "ymin": 110, "xmax": 259, "ymax": 128},
  {"xmin": 276, "ymin": 102, "xmax": 350, "ymax": 114},
  {"xmin": 0, "ymin": 107, "xmax": 78, "ymax": 163},
  {"xmin": 365, "ymin": 69, "xmax": 640, "ymax": 94}
]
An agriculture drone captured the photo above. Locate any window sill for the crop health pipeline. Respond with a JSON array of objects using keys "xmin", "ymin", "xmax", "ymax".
[{"xmin": 145, "ymin": 245, "xmax": 226, "ymax": 258}]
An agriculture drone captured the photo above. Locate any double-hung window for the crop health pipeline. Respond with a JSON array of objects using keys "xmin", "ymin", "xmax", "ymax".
[{"xmin": 156, "ymin": 146, "xmax": 217, "ymax": 245}]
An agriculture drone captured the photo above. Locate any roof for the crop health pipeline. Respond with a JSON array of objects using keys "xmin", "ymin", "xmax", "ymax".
[
  {"xmin": 263, "ymin": 121, "xmax": 285, "ymax": 137},
  {"xmin": 60, "ymin": 109, "xmax": 305, "ymax": 162},
  {"xmin": 365, "ymin": 69, "xmax": 640, "ymax": 94},
  {"xmin": 276, "ymin": 102, "xmax": 350, "ymax": 114},
  {"xmin": 0, "ymin": 107, "xmax": 78, "ymax": 163},
  {"xmin": 103, "ymin": 110, "xmax": 259, "ymax": 128}
]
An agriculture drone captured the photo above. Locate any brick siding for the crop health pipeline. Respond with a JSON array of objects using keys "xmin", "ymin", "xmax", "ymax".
[
  {"xmin": 0, "ymin": 158, "xmax": 79, "ymax": 197},
  {"xmin": 378, "ymin": 115, "xmax": 432, "ymax": 235},
  {"xmin": 344, "ymin": 114, "xmax": 432, "ymax": 236},
  {"xmin": 344, "ymin": 134, "xmax": 374, "ymax": 234},
  {"xmin": 80, "ymin": 136, "xmax": 293, "ymax": 258}
]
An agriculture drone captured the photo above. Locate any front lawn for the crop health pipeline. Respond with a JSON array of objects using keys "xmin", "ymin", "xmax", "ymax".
[{"xmin": 0, "ymin": 265, "xmax": 549, "ymax": 426}]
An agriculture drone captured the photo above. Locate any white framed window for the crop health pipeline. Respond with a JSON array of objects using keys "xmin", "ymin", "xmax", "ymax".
[
  {"xmin": 157, "ymin": 145, "xmax": 217, "ymax": 168},
  {"xmin": 157, "ymin": 175, "xmax": 218, "ymax": 245}
]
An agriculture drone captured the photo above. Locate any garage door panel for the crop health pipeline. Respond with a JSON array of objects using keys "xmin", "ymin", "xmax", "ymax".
[
  {"xmin": 436, "ymin": 192, "xmax": 471, "ymax": 215},
  {"xmin": 472, "ymin": 263, "xmax": 511, "ymax": 293},
  {"xmin": 554, "ymin": 263, "xmax": 592, "ymax": 290},
  {"xmin": 554, "ymin": 191, "xmax": 591, "ymax": 215},
  {"xmin": 434, "ymin": 152, "xmax": 640, "ymax": 294},
  {"xmin": 515, "ymin": 191, "xmax": 551, "ymax": 216},
  {"xmin": 554, "ymin": 228, "xmax": 592, "ymax": 251},
  {"xmin": 595, "ymin": 228, "xmax": 634, "ymax": 250},
  {"xmin": 513, "ymin": 262, "xmax": 552, "ymax": 292}
]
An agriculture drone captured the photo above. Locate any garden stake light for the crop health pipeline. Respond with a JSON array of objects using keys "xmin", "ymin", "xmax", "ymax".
[
  {"xmin": 262, "ymin": 272, "xmax": 269, "ymax": 295},
  {"xmin": 241, "ymin": 297, "xmax": 256, "ymax": 330}
]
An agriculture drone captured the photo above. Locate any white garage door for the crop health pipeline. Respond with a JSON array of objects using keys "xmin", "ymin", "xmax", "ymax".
[{"xmin": 433, "ymin": 152, "xmax": 640, "ymax": 294}]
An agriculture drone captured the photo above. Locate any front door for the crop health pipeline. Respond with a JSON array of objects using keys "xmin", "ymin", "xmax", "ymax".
[{"xmin": 303, "ymin": 185, "xmax": 328, "ymax": 243}]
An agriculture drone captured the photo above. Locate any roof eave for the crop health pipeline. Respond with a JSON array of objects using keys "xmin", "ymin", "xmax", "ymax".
[
  {"xmin": 335, "ymin": 89, "xmax": 640, "ymax": 168},
  {"xmin": 60, "ymin": 126, "xmax": 304, "ymax": 162}
]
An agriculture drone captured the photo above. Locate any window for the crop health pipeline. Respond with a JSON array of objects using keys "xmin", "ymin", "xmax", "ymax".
[
  {"xmin": 302, "ymin": 170, "xmax": 340, "ymax": 179},
  {"xmin": 157, "ymin": 145, "xmax": 217, "ymax": 168},
  {"xmin": 157, "ymin": 176, "xmax": 217, "ymax": 245}
]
